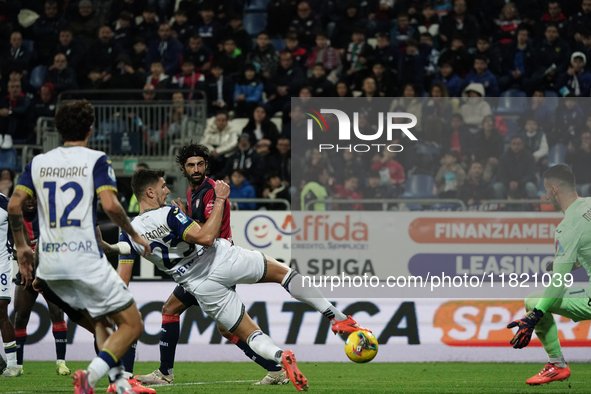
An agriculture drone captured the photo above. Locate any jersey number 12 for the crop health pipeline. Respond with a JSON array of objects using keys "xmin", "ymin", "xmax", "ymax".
[{"xmin": 43, "ymin": 181, "xmax": 83, "ymax": 228}]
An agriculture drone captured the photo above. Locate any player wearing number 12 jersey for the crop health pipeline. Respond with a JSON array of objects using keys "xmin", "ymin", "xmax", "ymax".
[{"xmin": 8, "ymin": 100, "xmax": 151, "ymax": 394}]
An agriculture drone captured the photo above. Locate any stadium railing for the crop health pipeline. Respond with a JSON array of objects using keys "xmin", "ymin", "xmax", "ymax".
[
  {"xmin": 230, "ymin": 198, "xmax": 291, "ymax": 210},
  {"xmin": 304, "ymin": 198, "xmax": 467, "ymax": 211},
  {"xmin": 56, "ymin": 89, "xmax": 207, "ymax": 158}
]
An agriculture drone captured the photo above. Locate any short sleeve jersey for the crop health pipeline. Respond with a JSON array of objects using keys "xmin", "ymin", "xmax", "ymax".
[{"xmin": 15, "ymin": 146, "xmax": 117, "ymax": 280}]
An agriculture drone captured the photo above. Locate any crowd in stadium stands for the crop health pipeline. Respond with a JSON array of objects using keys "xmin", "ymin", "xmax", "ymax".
[{"xmin": 1, "ymin": 0, "xmax": 591, "ymax": 210}]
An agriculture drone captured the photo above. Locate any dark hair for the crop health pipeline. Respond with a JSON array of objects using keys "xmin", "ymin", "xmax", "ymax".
[
  {"xmin": 137, "ymin": 163, "xmax": 150, "ymax": 170},
  {"xmin": 144, "ymin": 5, "xmax": 157, "ymax": 13},
  {"xmin": 181, "ymin": 58, "xmax": 194, "ymax": 65},
  {"xmin": 55, "ymin": 100, "xmax": 95, "ymax": 142},
  {"xmin": 474, "ymin": 54, "xmax": 489, "ymax": 63},
  {"xmin": 368, "ymin": 170, "xmax": 380, "ymax": 178},
  {"xmin": 175, "ymin": 9, "xmax": 187, "ymax": 16},
  {"xmin": 231, "ymin": 168, "xmax": 246, "ymax": 177},
  {"xmin": 543, "ymin": 164, "xmax": 575, "ymax": 189},
  {"xmin": 265, "ymin": 172, "xmax": 280, "ymax": 183},
  {"xmin": 406, "ymin": 38, "xmax": 418, "ymax": 48},
  {"xmin": 131, "ymin": 169, "xmax": 165, "ymax": 199},
  {"xmin": 190, "ymin": 34, "xmax": 202, "ymax": 40},
  {"xmin": 257, "ymin": 31, "xmax": 270, "ymax": 38},
  {"xmin": 175, "ymin": 141, "xmax": 210, "ymax": 169}
]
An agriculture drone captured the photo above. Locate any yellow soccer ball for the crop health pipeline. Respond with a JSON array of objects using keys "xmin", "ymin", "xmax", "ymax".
[{"xmin": 345, "ymin": 331, "xmax": 378, "ymax": 363}]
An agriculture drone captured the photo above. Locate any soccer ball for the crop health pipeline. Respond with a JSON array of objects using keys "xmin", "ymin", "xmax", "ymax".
[{"xmin": 345, "ymin": 331, "xmax": 378, "ymax": 363}]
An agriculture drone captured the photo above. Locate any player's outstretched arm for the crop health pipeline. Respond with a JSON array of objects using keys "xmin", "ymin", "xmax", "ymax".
[
  {"xmin": 184, "ymin": 181, "xmax": 230, "ymax": 246},
  {"xmin": 7, "ymin": 189, "xmax": 35, "ymax": 287},
  {"xmin": 99, "ymin": 189, "xmax": 151, "ymax": 257}
]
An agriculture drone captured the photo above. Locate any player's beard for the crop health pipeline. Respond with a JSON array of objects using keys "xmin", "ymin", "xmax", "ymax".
[
  {"xmin": 187, "ymin": 170, "xmax": 205, "ymax": 187},
  {"xmin": 547, "ymin": 193, "xmax": 561, "ymax": 211}
]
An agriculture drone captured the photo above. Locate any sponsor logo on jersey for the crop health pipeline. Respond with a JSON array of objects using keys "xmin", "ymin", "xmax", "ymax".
[{"xmin": 42, "ymin": 241, "xmax": 94, "ymax": 253}]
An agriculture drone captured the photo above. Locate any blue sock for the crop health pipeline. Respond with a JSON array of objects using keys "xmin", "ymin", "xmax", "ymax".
[
  {"xmin": 159, "ymin": 314, "xmax": 180, "ymax": 375},
  {"xmin": 230, "ymin": 334, "xmax": 282, "ymax": 372},
  {"xmin": 121, "ymin": 342, "xmax": 136, "ymax": 374}
]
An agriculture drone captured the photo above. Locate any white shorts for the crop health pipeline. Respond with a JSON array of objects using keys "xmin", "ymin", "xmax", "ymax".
[
  {"xmin": 0, "ymin": 258, "xmax": 12, "ymax": 303},
  {"xmin": 43, "ymin": 263, "xmax": 134, "ymax": 320},
  {"xmin": 187, "ymin": 246, "xmax": 267, "ymax": 331}
]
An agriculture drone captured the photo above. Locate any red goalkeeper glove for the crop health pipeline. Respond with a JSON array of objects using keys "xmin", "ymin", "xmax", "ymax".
[{"xmin": 507, "ymin": 308, "xmax": 544, "ymax": 349}]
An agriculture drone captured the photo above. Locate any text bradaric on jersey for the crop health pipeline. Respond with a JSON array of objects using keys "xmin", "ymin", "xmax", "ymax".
[{"xmin": 39, "ymin": 166, "xmax": 89, "ymax": 178}]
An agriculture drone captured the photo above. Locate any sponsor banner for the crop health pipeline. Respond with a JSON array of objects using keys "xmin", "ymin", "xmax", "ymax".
[{"xmin": 7, "ymin": 283, "xmax": 591, "ymax": 362}]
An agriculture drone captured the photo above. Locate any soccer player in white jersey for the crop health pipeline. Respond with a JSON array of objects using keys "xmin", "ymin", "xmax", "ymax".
[
  {"xmin": 7, "ymin": 100, "xmax": 151, "ymax": 394},
  {"xmin": 0, "ymin": 192, "xmax": 19, "ymax": 377},
  {"xmin": 119, "ymin": 169, "xmax": 372, "ymax": 391}
]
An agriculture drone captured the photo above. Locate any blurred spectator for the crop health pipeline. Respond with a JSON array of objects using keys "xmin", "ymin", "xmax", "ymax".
[
  {"xmin": 333, "ymin": 175, "xmax": 363, "ymax": 210},
  {"xmin": 267, "ymin": 0, "xmax": 297, "ymax": 38},
  {"xmin": 442, "ymin": 113, "xmax": 472, "ymax": 162},
  {"xmin": 362, "ymin": 170, "xmax": 389, "ymax": 210},
  {"xmin": 170, "ymin": 9, "xmax": 195, "ymax": 45},
  {"xmin": 109, "ymin": 0, "xmax": 145, "ymax": 24},
  {"xmin": 53, "ymin": 28, "xmax": 86, "ymax": 72},
  {"xmin": 419, "ymin": 33, "xmax": 440, "ymax": 82},
  {"xmin": 369, "ymin": 61, "xmax": 397, "ymax": 97},
  {"xmin": 332, "ymin": 150, "xmax": 366, "ymax": 185},
  {"xmin": 267, "ymin": 137, "xmax": 291, "ymax": 184},
  {"xmin": 200, "ymin": 111, "xmax": 240, "ymax": 172},
  {"xmin": 68, "ymin": 0, "xmax": 102, "ymax": 49},
  {"xmin": 500, "ymin": 27, "xmax": 533, "ymax": 92},
  {"xmin": 229, "ymin": 169, "xmax": 256, "ymax": 210},
  {"xmin": 572, "ymin": 0, "xmax": 591, "ymax": 43},
  {"xmin": 576, "ymin": 31, "xmax": 591, "ymax": 71},
  {"xmin": 234, "ymin": 64, "xmax": 264, "ymax": 117},
  {"xmin": 554, "ymin": 95, "xmax": 585, "ymax": 145},
  {"xmin": 226, "ymin": 15, "xmax": 251, "ymax": 57},
  {"xmin": 242, "ymin": 106, "xmax": 280, "ymax": 152},
  {"xmin": 147, "ymin": 24, "xmax": 183, "ymax": 76},
  {"xmin": 461, "ymin": 54, "xmax": 500, "ymax": 97},
  {"xmin": 390, "ymin": 84, "xmax": 423, "ymax": 134},
  {"xmin": 112, "ymin": 11, "xmax": 135, "ymax": 52},
  {"xmin": 32, "ymin": 0, "xmax": 68, "ymax": 65},
  {"xmin": 288, "ymin": 1, "xmax": 319, "ymax": 49},
  {"xmin": 531, "ymin": 25, "xmax": 570, "ymax": 92},
  {"xmin": 307, "ymin": 64, "xmax": 333, "ymax": 97},
  {"xmin": 146, "ymin": 61, "xmax": 171, "ymax": 89},
  {"xmin": 304, "ymin": 32, "xmax": 342, "ymax": 82},
  {"xmin": 44, "ymin": 53, "xmax": 78, "ymax": 93},
  {"xmin": 106, "ymin": 55, "xmax": 144, "ymax": 93},
  {"xmin": 566, "ymin": 130, "xmax": 591, "ymax": 196},
  {"xmin": 262, "ymin": 173, "xmax": 290, "ymax": 210},
  {"xmin": 458, "ymin": 83, "xmax": 492, "ymax": 132},
  {"xmin": 246, "ymin": 32, "xmax": 279, "ymax": 80},
  {"xmin": 1, "ymin": 32, "xmax": 33, "ymax": 75},
  {"xmin": 493, "ymin": 3, "xmax": 522, "ymax": 45},
  {"xmin": 371, "ymin": 33, "xmax": 397, "ymax": 71},
  {"xmin": 214, "ymin": 38, "xmax": 245, "ymax": 78},
  {"xmin": 196, "ymin": 5, "xmax": 223, "ymax": 51},
  {"xmin": 184, "ymin": 35, "xmax": 213, "ymax": 73},
  {"xmin": 370, "ymin": 149, "xmax": 405, "ymax": 187},
  {"xmin": 282, "ymin": 34, "xmax": 307, "ymax": 68},
  {"xmin": 172, "ymin": 59, "xmax": 205, "ymax": 97},
  {"xmin": 31, "ymin": 83, "xmax": 57, "ymax": 127},
  {"xmin": 439, "ymin": 0, "xmax": 480, "ymax": 48},
  {"xmin": 0, "ymin": 79, "xmax": 32, "ymax": 147},
  {"xmin": 264, "ymin": 52, "xmax": 305, "ymax": 117},
  {"xmin": 518, "ymin": 118, "xmax": 549, "ymax": 165},
  {"xmin": 519, "ymin": 90, "xmax": 554, "ymax": 132},
  {"xmin": 81, "ymin": 67, "xmax": 108, "ymax": 90},
  {"xmin": 557, "ymin": 51, "xmax": 591, "ymax": 97},
  {"xmin": 417, "ymin": 3, "xmax": 440, "ymax": 38},
  {"xmin": 342, "ymin": 28, "xmax": 372, "ymax": 80},
  {"xmin": 300, "ymin": 167, "xmax": 330, "ymax": 211},
  {"xmin": 493, "ymin": 136, "xmax": 538, "ymax": 199},
  {"xmin": 130, "ymin": 37, "xmax": 148, "ymax": 75},
  {"xmin": 204, "ymin": 63, "xmax": 234, "ymax": 116},
  {"xmin": 536, "ymin": 0, "xmax": 569, "ymax": 41},
  {"xmin": 331, "ymin": 3, "xmax": 366, "ymax": 49},
  {"xmin": 458, "ymin": 161, "xmax": 492, "ymax": 205},
  {"xmin": 224, "ymin": 133, "xmax": 265, "ymax": 191},
  {"xmin": 474, "ymin": 36, "xmax": 502, "ymax": 77},
  {"xmin": 136, "ymin": 6, "xmax": 160, "ymax": 44},
  {"xmin": 423, "ymin": 83, "xmax": 453, "ymax": 144},
  {"xmin": 334, "ymin": 81, "xmax": 353, "ymax": 97},
  {"xmin": 391, "ymin": 12, "xmax": 418, "ymax": 52},
  {"xmin": 438, "ymin": 37, "xmax": 471, "ymax": 77},
  {"xmin": 397, "ymin": 40, "xmax": 423, "ymax": 92},
  {"xmin": 435, "ymin": 150, "xmax": 466, "ymax": 198},
  {"xmin": 0, "ymin": 169, "xmax": 15, "ymax": 197},
  {"xmin": 86, "ymin": 26, "xmax": 122, "ymax": 74},
  {"xmin": 471, "ymin": 115, "xmax": 504, "ymax": 174},
  {"xmin": 433, "ymin": 61, "xmax": 462, "ymax": 97}
]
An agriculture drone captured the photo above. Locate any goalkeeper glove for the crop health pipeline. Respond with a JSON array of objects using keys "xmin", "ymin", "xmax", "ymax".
[{"xmin": 507, "ymin": 308, "xmax": 544, "ymax": 349}]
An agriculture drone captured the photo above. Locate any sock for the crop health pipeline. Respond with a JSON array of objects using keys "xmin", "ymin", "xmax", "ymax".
[
  {"xmin": 52, "ymin": 321, "xmax": 68, "ymax": 362},
  {"xmin": 282, "ymin": 270, "xmax": 347, "ymax": 321},
  {"xmin": 4, "ymin": 341, "xmax": 17, "ymax": 368},
  {"xmin": 121, "ymin": 342, "xmax": 136, "ymax": 374},
  {"xmin": 229, "ymin": 334, "xmax": 282, "ymax": 372},
  {"xmin": 15, "ymin": 328, "xmax": 26, "ymax": 366},
  {"xmin": 159, "ymin": 314, "xmax": 180, "ymax": 376},
  {"xmin": 533, "ymin": 310, "xmax": 565, "ymax": 365},
  {"xmin": 107, "ymin": 363, "xmax": 125, "ymax": 382},
  {"xmin": 246, "ymin": 330, "xmax": 283, "ymax": 365},
  {"xmin": 549, "ymin": 354, "xmax": 567, "ymax": 368},
  {"xmin": 88, "ymin": 350, "xmax": 118, "ymax": 388}
]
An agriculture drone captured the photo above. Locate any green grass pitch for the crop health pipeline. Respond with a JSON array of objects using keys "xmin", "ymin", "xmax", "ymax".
[{"xmin": 2, "ymin": 362, "xmax": 589, "ymax": 393}]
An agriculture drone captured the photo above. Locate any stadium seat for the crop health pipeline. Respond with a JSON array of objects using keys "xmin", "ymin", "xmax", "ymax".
[
  {"xmin": 547, "ymin": 144, "xmax": 568, "ymax": 167},
  {"xmin": 243, "ymin": 13, "xmax": 267, "ymax": 37},
  {"xmin": 245, "ymin": 0, "xmax": 270, "ymax": 11},
  {"xmin": 29, "ymin": 65, "xmax": 47, "ymax": 90},
  {"xmin": 271, "ymin": 38, "xmax": 286, "ymax": 52},
  {"xmin": 0, "ymin": 148, "xmax": 17, "ymax": 171},
  {"xmin": 270, "ymin": 117, "xmax": 282, "ymax": 131},
  {"xmin": 401, "ymin": 175, "xmax": 435, "ymax": 199},
  {"xmin": 495, "ymin": 90, "xmax": 528, "ymax": 115}
]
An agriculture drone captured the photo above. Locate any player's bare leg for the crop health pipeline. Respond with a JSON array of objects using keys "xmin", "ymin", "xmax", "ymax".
[
  {"xmin": 232, "ymin": 312, "xmax": 308, "ymax": 391},
  {"xmin": 0, "ymin": 299, "xmax": 19, "ymax": 376},
  {"xmin": 260, "ymin": 255, "xmax": 371, "ymax": 335}
]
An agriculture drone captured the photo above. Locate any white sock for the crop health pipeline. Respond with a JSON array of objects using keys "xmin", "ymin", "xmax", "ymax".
[
  {"xmin": 282, "ymin": 270, "xmax": 347, "ymax": 321},
  {"xmin": 247, "ymin": 330, "xmax": 283, "ymax": 364},
  {"xmin": 87, "ymin": 357, "xmax": 111, "ymax": 387},
  {"xmin": 549, "ymin": 354, "xmax": 567, "ymax": 368},
  {"xmin": 4, "ymin": 342, "xmax": 17, "ymax": 367},
  {"xmin": 107, "ymin": 364, "xmax": 125, "ymax": 382},
  {"xmin": 114, "ymin": 376, "xmax": 132, "ymax": 390},
  {"xmin": 56, "ymin": 359, "xmax": 65, "ymax": 365}
]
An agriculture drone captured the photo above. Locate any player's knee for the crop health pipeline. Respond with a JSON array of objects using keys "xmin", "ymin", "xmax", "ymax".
[
  {"xmin": 524, "ymin": 291, "xmax": 543, "ymax": 311},
  {"xmin": 13, "ymin": 312, "xmax": 30, "ymax": 329},
  {"xmin": 263, "ymin": 255, "xmax": 290, "ymax": 283},
  {"xmin": 218, "ymin": 324, "xmax": 232, "ymax": 339}
]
